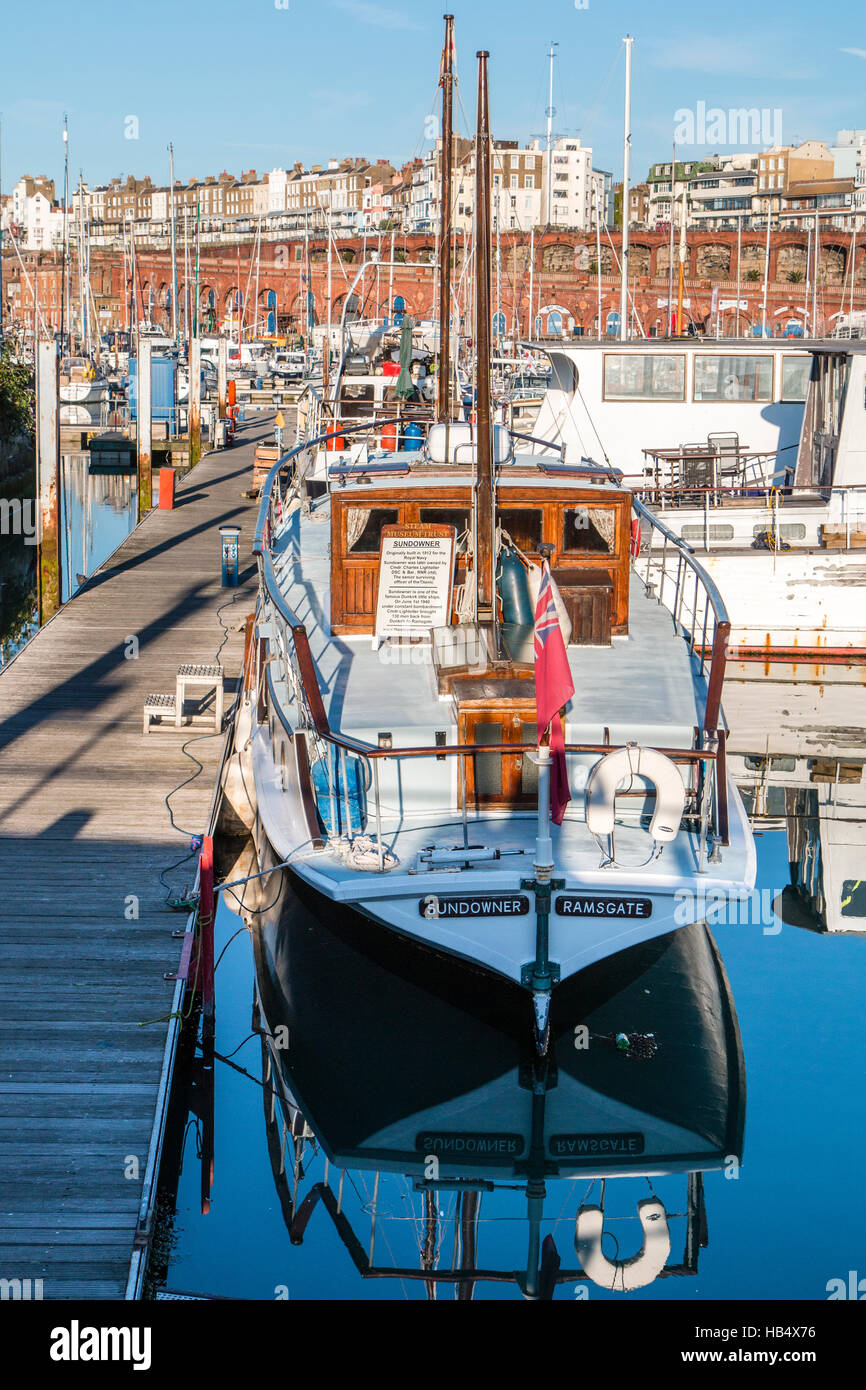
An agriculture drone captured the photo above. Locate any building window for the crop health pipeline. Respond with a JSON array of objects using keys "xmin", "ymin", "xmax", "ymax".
[{"xmin": 524, "ymin": 175, "xmax": 535, "ymax": 189}]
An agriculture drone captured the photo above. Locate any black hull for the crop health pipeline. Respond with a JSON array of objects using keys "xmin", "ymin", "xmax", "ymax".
[{"xmin": 246, "ymin": 832, "xmax": 746, "ymax": 1175}]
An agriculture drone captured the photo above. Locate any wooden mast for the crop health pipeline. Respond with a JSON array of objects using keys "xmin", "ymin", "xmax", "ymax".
[
  {"xmin": 474, "ymin": 49, "xmax": 495, "ymax": 625},
  {"xmin": 437, "ymin": 14, "xmax": 455, "ymax": 421}
]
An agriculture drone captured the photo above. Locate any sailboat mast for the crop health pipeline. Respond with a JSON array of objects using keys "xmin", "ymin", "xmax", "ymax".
[
  {"xmin": 620, "ymin": 35, "xmax": 633, "ymax": 341},
  {"xmin": 255, "ymin": 216, "xmax": 262, "ymax": 337},
  {"xmin": 77, "ymin": 173, "xmax": 86, "ymax": 353},
  {"xmin": 545, "ymin": 43, "xmax": 556, "ymax": 227},
  {"xmin": 437, "ymin": 12, "xmax": 455, "ymax": 421},
  {"xmin": 169, "ymin": 143, "xmax": 178, "ymax": 346},
  {"xmin": 474, "ymin": 49, "xmax": 495, "ymax": 625},
  {"xmin": 60, "ymin": 116, "xmax": 69, "ymax": 352},
  {"xmin": 528, "ymin": 226, "xmax": 534, "ymax": 337}
]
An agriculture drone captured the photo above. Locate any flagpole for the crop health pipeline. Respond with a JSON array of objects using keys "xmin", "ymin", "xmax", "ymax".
[
  {"xmin": 534, "ymin": 744, "xmax": 553, "ymax": 870},
  {"xmin": 524, "ymin": 556, "xmax": 573, "ymax": 1054}
]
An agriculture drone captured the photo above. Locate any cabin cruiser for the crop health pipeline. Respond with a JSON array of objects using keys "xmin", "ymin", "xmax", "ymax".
[
  {"xmin": 530, "ymin": 340, "xmax": 866, "ymax": 656},
  {"xmin": 269, "ymin": 349, "xmax": 308, "ymax": 383},
  {"xmin": 234, "ymin": 842, "xmax": 745, "ymax": 1298},
  {"xmin": 245, "ymin": 412, "xmax": 754, "ymax": 1050},
  {"xmin": 58, "ymin": 356, "xmax": 111, "ymax": 427},
  {"xmin": 240, "ymin": 44, "xmax": 755, "ymax": 1054}
]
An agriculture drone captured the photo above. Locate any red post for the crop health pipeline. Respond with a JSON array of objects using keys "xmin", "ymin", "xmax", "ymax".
[
  {"xmin": 199, "ymin": 835, "xmax": 215, "ymax": 1038},
  {"xmin": 158, "ymin": 467, "xmax": 176, "ymax": 510}
]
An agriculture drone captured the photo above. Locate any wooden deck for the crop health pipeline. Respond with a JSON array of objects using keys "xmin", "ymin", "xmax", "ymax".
[{"xmin": 0, "ymin": 413, "xmax": 277, "ymax": 1299}]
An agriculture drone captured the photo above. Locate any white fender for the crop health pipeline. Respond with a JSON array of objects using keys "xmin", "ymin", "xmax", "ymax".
[
  {"xmin": 585, "ymin": 744, "xmax": 686, "ymax": 844},
  {"xmin": 576, "ymin": 1198, "xmax": 671, "ymax": 1292}
]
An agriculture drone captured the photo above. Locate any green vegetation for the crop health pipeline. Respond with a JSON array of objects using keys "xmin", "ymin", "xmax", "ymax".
[{"xmin": 0, "ymin": 343, "xmax": 35, "ymax": 442}]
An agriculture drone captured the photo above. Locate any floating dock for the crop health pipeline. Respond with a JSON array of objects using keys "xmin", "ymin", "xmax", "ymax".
[{"xmin": 0, "ymin": 418, "xmax": 273, "ymax": 1298}]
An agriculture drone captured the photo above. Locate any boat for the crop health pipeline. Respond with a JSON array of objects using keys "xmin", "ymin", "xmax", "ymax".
[
  {"xmin": 529, "ymin": 338, "xmax": 866, "ymax": 657},
  {"xmin": 729, "ymin": 743, "xmax": 866, "ymax": 935},
  {"xmin": 240, "ymin": 37, "xmax": 755, "ymax": 1051},
  {"xmin": 236, "ymin": 840, "xmax": 745, "ymax": 1297},
  {"xmin": 58, "ymin": 355, "xmax": 111, "ymax": 425}
]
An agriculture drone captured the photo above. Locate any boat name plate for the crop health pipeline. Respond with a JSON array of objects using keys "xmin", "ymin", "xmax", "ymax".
[
  {"xmin": 549, "ymin": 1132, "xmax": 645, "ymax": 1157},
  {"xmin": 419, "ymin": 893, "xmax": 531, "ymax": 919},
  {"xmin": 416, "ymin": 1132, "xmax": 525, "ymax": 1157},
  {"xmin": 555, "ymin": 895, "xmax": 653, "ymax": 918}
]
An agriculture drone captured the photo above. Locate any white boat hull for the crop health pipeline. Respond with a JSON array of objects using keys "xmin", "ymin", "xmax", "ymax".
[{"xmin": 250, "ymin": 724, "xmax": 756, "ymax": 988}]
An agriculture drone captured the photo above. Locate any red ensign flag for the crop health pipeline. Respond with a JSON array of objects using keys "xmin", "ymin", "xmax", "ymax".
[{"xmin": 534, "ymin": 562, "xmax": 575, "ymax": 825}]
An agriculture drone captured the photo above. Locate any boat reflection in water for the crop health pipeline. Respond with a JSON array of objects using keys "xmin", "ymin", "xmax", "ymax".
[
  {"xmin": 732, "ymin": 750, "xmax": 866, "ymax": 935},
  {"xmin": 235, "ymin": 848, "xmax": 745, "ymax": 1299}
]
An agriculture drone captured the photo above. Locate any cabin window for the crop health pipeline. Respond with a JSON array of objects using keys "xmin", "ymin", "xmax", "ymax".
[
  {"xmin": 693, "ymin": 355, "xmax": 773, "ymax": 402},
  {"xmin": 681, "ymin": 523, "xmax": 735, "ymax": 542},
  {"xmin": 780, "ymin": 356, "xmax": 811, "ymax": 402},
  {"xmin": 499, "ymin": 508, "xmax": 543, "ymax": 553},
  {"xmin": 474, "ymin": 722, "xmax": 505, "ymax": 797},
  {"xmin": 744, "ymin": 754, "xmax": 796, "ymax": 772},
  {"xmin": 519, "ymin": 722, "xmax": 540, "ymax": 795},
  {"xmin": 345, "ymin": 507, "xmax": 398, "ymax": 553},
  {"xmin": 341, "ymin": 384, "xmax": 375, "ymax": 404},
  {"xmin": 751, "ymin": 523, "xmax": 806, "ymax": 541},
  {"xmin": 419, "ymin": 509, "xmax": 472, "ymax": 544},
  {"xmin": 561, "ymin": 507, "xmax": 615, "ymax": 555},
  {"xmin": 602, "ymin": 354, "xmax": 686, "ymax": 401}
]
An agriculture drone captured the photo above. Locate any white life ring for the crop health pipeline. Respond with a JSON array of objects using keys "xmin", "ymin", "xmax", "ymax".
[
  {"xmin": 576, "ymin": 1198, "xmax": 671, "ymax": 1292},
  {"xmin": 585, "ymin": 744, "xmax": 686, "ymax": 845}
]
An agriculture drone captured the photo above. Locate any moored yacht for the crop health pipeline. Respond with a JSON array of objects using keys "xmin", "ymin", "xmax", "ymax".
[
  {"xmin": 528, "ymin": 339, "xmax": 866, "ymax": 656},
  {"xmin": 240, "ymin": 839, "xmax": 745, "ymax": 1298},
  {"xmin": 239, "ymin": 42, "xmax": 756, "ymax": 1052}
]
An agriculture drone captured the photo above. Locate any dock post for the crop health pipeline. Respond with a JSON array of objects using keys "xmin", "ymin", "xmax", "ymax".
[
  {"xmin": 218, "ymin": 336, "xmax": 227, "ymax": 419},
  {"xmin": 35, "ymin": 338, "xmax": 59, "ymax": 624},
  {"xmin": 199, "ymin": 834, "xmax": 215, "ymax": 1041},
  {"xmin": 137, "ymin": 337, "xmax": 152, "ymax": 519},
  {"xmin": 189, "ymin": 334, "xmax": 202, "ymax": 467}
]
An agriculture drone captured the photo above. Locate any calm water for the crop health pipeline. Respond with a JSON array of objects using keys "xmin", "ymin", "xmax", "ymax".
[
  {"xmin": 0, "ymin": 453, "xmax": 136, "ymax": 665},
  {"xmin": 156, "ymin": 781, "xmax": 866, "ymax": 1302},
  {"xmin": 60, "ymin": 453, "xmax": 137, "ymax": 603}
]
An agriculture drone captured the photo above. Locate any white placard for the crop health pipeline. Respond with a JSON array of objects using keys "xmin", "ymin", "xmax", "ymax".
[{"xmin": 375, "ymin": 526, "xmax": 455, "ymax": 639}]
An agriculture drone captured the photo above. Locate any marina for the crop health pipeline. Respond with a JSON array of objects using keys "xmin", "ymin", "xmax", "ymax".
[{"xmin": 0, "ymin": 0, "xmax": 863, "ymax": 1343}]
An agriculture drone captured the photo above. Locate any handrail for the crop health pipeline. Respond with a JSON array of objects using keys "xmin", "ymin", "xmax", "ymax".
[
  {"xmin": 632, "ymin": 496, "xmax": 731, "ymax": 626},
  {"xmin": 254, "ymin": 410, "xmax": 728, "ymax": 850},
  {"xmin": 509, "ymin": 429, "xmax": 564, "ymax": 458},
  {"xmin": 631, "ymin": 496, "xmax": 731, "ymax": 742},
  {"xmin": 266, "ymin": 660, "xmax": 714, "ymax": 767},
  {"xmin": 252, "ymin": 415, "xmax": 410, "ymax": 555}
]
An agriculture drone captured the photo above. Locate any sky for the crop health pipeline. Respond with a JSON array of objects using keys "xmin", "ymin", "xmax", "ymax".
[{"xmin": 2, "ymin": 0, "xmax": 866, "ymax": 193}]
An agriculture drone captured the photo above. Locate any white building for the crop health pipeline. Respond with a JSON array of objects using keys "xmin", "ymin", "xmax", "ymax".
[
  {"xmin": 535, "ymin": 137, "xmax": 607, "ymax": 230},
  {"xmin": 831, "ymin": 131, "xmax": 866, "ymax": 180},
  {"xmin": 6, "ymin": 176, "xmax": 65, "ymax": 250},
  {"xmin": 687, "ymin": 153, "xmax": 759, "ymax": 230}
]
